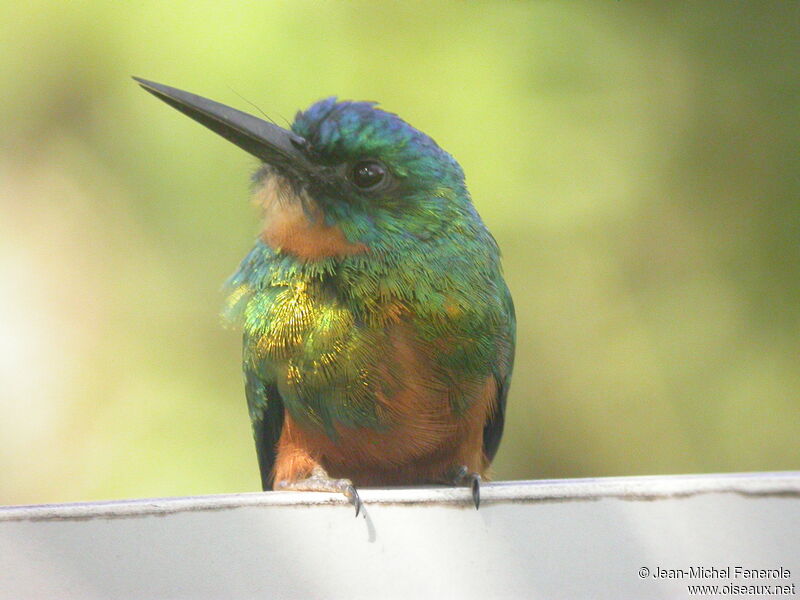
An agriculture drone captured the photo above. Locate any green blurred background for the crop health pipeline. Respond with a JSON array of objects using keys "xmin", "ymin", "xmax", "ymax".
[{"xmin": 1, "ymin": 1, "xmax": 798, "ymax": 505}]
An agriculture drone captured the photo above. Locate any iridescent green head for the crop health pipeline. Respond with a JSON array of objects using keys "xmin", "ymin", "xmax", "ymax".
[{"xmin": 284, "ymin": 97, "xmax": 476, "ymax": 247}]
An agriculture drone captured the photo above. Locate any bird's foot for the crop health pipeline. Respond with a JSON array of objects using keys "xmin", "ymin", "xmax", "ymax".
[
  {"xmin": 449, "ymin": 465, "xmax": 482, "ymax": 509},
  {"xmin": 277, "ymin": 466, "xmax": 363, "ymax": 517}
]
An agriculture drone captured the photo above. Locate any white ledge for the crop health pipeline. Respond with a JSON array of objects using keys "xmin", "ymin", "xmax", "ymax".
[
  {"xmin": 3, "ymin": 470, "xmax": 798, "ymax": 521},
  {"xmin": 2, "ymin": 471, "xmax": 799, "ymax": 599}
]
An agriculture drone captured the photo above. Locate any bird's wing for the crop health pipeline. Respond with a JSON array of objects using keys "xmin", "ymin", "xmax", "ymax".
[
  {"xmin": 482, "ymin": 281, "xmax": 516, "ymax": 463},
  {"xmin": 224, "ymin": 242, "xmax": 288, "ymax": 490},
  {"xmin": 244, "ymin": 363, "xmax": 285, "ymax": 491}
]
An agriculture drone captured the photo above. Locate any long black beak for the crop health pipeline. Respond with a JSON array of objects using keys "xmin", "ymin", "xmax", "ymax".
[{"xmin": 133, "ymin": 77, "xmax": 314, "ymax": 177}]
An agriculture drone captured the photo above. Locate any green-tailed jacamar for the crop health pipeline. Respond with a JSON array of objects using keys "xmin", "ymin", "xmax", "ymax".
[{"xmin": 135, "ymin": 77, "xmax": 515, "ymax": 514}]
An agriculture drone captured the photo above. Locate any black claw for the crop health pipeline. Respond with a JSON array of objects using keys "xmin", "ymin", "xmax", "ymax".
[
  {"xmin": 471, "ymin": 474, "xmax": 481, "ymax": 509},
  {"xmin": 347, "ymin": 484, "xmax": 362, "ymax": 518},
  {"xmin": 448, "ymin": 466, "xmax": 482, "ymax": 509}
]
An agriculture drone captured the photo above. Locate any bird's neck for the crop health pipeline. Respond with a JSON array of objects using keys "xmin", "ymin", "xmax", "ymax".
[{"xmin": 255, "ymin": 176, "xmax": 368, "ymax": 260}]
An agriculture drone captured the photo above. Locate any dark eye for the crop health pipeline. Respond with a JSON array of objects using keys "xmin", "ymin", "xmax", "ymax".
[{"xmin": 351, "ymin": 160, "xmax": 387, "ymax": 189}]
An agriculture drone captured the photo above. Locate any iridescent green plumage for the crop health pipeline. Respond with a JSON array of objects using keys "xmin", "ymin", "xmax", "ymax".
[{"xmin": 223, "ymin": 98, "xmax": 515, "ymax": 487}]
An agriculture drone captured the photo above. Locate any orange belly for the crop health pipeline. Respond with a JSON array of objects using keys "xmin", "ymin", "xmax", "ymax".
[
  {"xmin": 273, "ymin": 388, "xmax": 495, "ymax": 486},
  {"xmin": 272, "ymin": 323, "xmax": 499, "ymax": 487}
]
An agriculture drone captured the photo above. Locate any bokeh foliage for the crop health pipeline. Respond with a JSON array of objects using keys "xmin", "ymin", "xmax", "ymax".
[{"xmin": 1, "ymin": 1, "xmax": 798, "ymax": 504}]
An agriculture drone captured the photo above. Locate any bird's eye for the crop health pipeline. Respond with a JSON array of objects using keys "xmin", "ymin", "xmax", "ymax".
[{"xmin": 351, "ymin": 160, "xmax": 387, "ymax": 190}]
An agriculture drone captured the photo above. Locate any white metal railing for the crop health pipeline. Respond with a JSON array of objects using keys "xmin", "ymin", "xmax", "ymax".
[{"xmin": 1, "ymin": 471, "xmax": 798, "ymax": 599}]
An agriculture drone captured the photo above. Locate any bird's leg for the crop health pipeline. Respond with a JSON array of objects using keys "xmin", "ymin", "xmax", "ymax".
[
  {"xmin": 277, "ymin": 465, "xmax": 363, "ymax": 517},
  {"xmin": 447, "ymin": 465, "xmax": 482, "ymax": 509}
]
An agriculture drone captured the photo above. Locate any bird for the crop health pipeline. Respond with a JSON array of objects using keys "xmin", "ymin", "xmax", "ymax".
[{"xmin": 134, "ymin": 77, "xmax": 515, "ymax": 515}]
